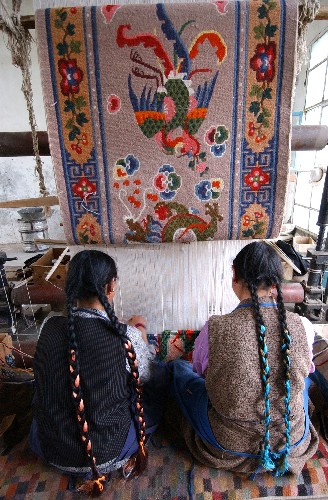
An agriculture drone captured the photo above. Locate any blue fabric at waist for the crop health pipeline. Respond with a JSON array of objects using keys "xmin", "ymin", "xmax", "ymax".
[{"xmin": 205, "ymin": 377, "xmax": 311, "ymax": 458}]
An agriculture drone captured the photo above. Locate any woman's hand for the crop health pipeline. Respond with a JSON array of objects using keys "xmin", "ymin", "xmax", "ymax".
[{"xmin": 127, "ymin": 315, "xmax": 147, "ymax": 343}]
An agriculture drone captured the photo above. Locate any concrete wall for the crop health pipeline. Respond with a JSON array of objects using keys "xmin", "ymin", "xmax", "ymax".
[{"xmin": 0, "ymin": 0, "xmax": 65, "ymax": 244}]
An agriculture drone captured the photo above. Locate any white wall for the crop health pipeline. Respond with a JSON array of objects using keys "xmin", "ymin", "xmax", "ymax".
[{"xmin": 0, "ymin": 0, "xmax": 65, "ymax": 244}]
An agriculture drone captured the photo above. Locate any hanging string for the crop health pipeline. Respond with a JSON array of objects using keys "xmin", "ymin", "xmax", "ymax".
[
  {"xmin": 0, "ymin": 0, "xmax": 50, "ymax": 203},
  {"xmin": 296, "ymin": 0, "xmax": 320, "ymax": 75}
]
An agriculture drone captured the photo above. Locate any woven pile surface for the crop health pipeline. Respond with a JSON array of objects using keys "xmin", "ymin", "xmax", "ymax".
[{"xmin": 36, "ymin": 0, "xmax": 297, "ymax": 245}]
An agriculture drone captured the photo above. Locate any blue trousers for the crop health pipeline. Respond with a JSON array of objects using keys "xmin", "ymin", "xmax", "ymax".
[{"xmin": 169, "ymin": 359, "xmax": 310, "ymax": 457}]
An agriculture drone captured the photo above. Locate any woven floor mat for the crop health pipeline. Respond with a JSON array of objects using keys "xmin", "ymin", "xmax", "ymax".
[{"xmin": 1, "ymin": 429, "xmax": 328, "ymax": 500}]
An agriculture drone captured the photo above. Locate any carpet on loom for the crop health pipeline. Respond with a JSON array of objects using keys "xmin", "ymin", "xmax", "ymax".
[
  {"xmin": 0, "ymin": 429, "xmax": 328, "ymax": 499},
  {"xmin": 35, "ymin": 0, "xmax": 298, "ymax": 245}
]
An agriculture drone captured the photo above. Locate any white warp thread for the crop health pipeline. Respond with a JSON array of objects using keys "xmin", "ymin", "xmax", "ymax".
[{"xmin": 69, "ymin": 240, "xmax": 250, "ymax": 333}]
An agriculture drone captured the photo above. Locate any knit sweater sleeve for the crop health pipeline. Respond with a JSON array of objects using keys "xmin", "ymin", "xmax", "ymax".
[{"xmin": 126, "ymin": 325, "xmax": 156, "ymax": 382}]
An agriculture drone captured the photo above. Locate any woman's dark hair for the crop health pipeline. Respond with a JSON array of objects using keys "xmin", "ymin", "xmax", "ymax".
[
  {"xmin": 65, "ymin": 250, "xmax": 147, "ymax": 495},
  {"xmin": 233, "ymin": 241, "xmax": 291, "ymax": 476}
]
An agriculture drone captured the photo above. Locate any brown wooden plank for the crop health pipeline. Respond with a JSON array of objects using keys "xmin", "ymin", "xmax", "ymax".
[
  {"xmin": 21, "ymin": 6, "xmax": 328, "ymax": 31},
  {"xmin": 315, "ymin": 6, "xmax": 328, "ymax": 20},
  {"xmin": 0, "ymin": 196, "xmax": 59, "ymax": 208},
  {"xmin": 0, "ymin": 132, "xmax": 50, "ymax": 157}
]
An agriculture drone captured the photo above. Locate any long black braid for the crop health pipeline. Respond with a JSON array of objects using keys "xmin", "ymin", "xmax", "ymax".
[
  {"xmin": 233, "ymin": 241, "xmax": 292, "ymax": 475},
  {"xmin": 65, "ymin": 250, "xmax": 148, "ymax": 496}
]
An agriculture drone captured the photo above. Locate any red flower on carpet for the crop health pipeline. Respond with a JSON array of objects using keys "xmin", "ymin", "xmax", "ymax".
[
  {"xmin": 107, "ymin": 94, "xmax": 121, "ymax": 114},
  {"xmin": 155, "ymin": 204, "xmax": 171, "ymax": 221},
  {"xmin": 243, "ymin": 215, "xmax": 251, "ymax": 227},
  {"xmin": 81, "ymin": 222, "xmax": 95, "ymax": 236},
  {"xmin": 73, "ymin": 177, "xmax": 96, "ymax": 199},
  {"xmin": 244, "ymin": 166, "xmax": 270, "ymax": 191},
  {"xmin": 58, "ymin": 59, "xmax": 83, "ymax": 96},
  {"xmin": 101, "ymin": 5, "xmax": 120, "ymax": 23},
  {"xmin": 250, "ymin": 42, "xmax": 276, "ymax": 82}
]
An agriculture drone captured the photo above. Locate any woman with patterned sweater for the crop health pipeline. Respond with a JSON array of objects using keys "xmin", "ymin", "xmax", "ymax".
[
  {"xmin": 170, "ymin": 241, "xmax": 318, "ymax": 477},
  {"xmin": 30, "ymin": 250, "xmax": 165, "ymax": 495}
]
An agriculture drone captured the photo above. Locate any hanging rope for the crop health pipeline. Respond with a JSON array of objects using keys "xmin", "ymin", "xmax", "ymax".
[
  {"xmin": 296, "ymin": 0, "xmax": 320, "ymax": 76},
  {"xmin": 0, "ymin": 0, "xmax": 49, "ymax": 199}
]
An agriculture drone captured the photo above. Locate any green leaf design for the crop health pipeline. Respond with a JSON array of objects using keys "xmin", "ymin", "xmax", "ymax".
[
  {"xmin": 257, "ymin": 5, "xmax": 267, "ymax": 19},
  {"xmin": 70, "ymin": 40, "xmax": 81, "ymax": 54},
  {"xmin": 262, "ymin": 88, "xmax": 272, "ymax": 100},
  {"xmin": 116, "ymin": 158, "xmax": 126, "ymax": 167},
  {"xmin": 249, "ymin": 101, "xmax": 261, "ymax": 116},
  {"xmin": 268, "ymin": 1, "xmax": 277, "ymax": 10},
  {"xmin": 263, "ymin": 118, "xmax": 270, "ymax": 128},
  {"xmin": 76, "ymin": 112, "xmax": 89, "ymax": 126},
  {"xmin": 253, "ymin": 23, "xmax": 265, "ymax": 40},
  {"xmin": 75, "ymin": 95, "xmax": 87, "ymax": 110},
  {"xmin": 262, "ymin": 107, "xmax": 271, "ymax": 117},
  {"xmin": 60, "ymin": 10, "xmax": 67, "ymax": 21},
  {"xmin": 250, "ymin": 85, "xmax": 263, "ymax": 99},
  {"xmin": 257, "ymin": 113, "xmax": 264, "ymax": 124},
  {"xmin": 188, "ymin": 160, "xmax": 195, "ymax": 170},
  {"xmin": 214, "ymin": 125, "xmax": 229, "ymax": 144},
  {"xmin": 242, "ymin": 228, "xmax": 254, "ymax": 238},
  {"xmin": 66, "ymin": 23, "xmax": 75, "ymax": 36},
  {"xmin": 56, "ymin": 41, "xmax": 69, "ymax": 56},
  {"xmin": 65, "ymin": 118, "xmax": 74, "ymax": 129},
  {"xmin": 265, "ymin": 23, "xmax": 277, "ymax": 37},
  {"xmin": 199, "ymin": 151, "xmax": 206, "ymax": 160},
  {"xmin": 64, "ymin": 100, "xmax": 75, "ymax": 113},
  {"xmin": 54, "ymin": 19, "xmax": 63, "ymax": 29},
  {"xmin": 68, "ymin": 126, "xmax": 81, "ymax": 141}
]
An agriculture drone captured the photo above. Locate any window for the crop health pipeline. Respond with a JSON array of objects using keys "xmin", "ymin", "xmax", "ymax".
[{"xmin": 292, "ymin": 30, "xmax": 328, "ymax": 234}]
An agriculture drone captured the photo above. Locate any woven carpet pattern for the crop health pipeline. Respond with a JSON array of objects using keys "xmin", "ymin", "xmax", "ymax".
[
  {"xmin": 36, "ymin": 0, "xmax": 298, "ymax": 245},
  {"xmin": 1, "ymin": 432, "xmax": 328, "ymax": 499}
]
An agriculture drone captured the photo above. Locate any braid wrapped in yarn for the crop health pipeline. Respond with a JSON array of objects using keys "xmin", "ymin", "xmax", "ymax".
[
  {"xmin": 97, "ymin": 289, "xmax": 148, "ymax": 477},
  {"xmin": 64, "ymin": 250, "xmax": 148, "ymax": 496},
  {"xmin": 249, "ymin": 282, "xmax": 275, "ymax": 472},
  {"xmin": 233, "ymin": 241, "xmax": 294, "ymax": 477},
  {"xmin": 67, "ymin": 301, "xmax": 107, "ymax": 496},
  {"xmin": 274, "ymin": 280, "xmax": 292, "ymax": 476}
]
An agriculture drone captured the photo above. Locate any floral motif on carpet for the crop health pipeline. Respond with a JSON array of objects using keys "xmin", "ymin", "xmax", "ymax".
[{"xmin": 36, "ymin": 0, "xmax": 298, "ymax": 244}]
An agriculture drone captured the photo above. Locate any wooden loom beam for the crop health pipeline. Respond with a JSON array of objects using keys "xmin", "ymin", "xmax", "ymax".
[
  {"xmin": 20, "ymin": 7, "xmax": 328, "ymax": 29},
  {"xmin": 0, "ymin": 126, "xmax": 327, "ymax": 159}
]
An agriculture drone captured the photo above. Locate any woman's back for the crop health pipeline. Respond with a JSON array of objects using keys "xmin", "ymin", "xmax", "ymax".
[
  {"xmin": 204, "ymin": 301, "xmax": 318, "ymax": 474},
  {"xmin": 33, "ymin": 312, "xmax": 131, "ymax": 468}
]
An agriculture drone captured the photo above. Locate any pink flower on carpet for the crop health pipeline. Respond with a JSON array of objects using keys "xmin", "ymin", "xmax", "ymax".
[
  {"xmin": 73, "ymin": 177, "xmax": 96, "ymax": 199},
  {"xmin": 187, "ymin": 96, "xmax": 198, "ymax": 114},
  {"xmin": 214, "ymin": 1, "xmax": 229, "ymax": 14},
  {"xmin": 58, "ymin": 59, "xmax": 83, "ymax": 96},
  {"xmin": 180, "ymin": 131, "xmax": 200, "ymax": 156},
  {"xmin": 196, "ymin": 162, "xmax": 207, "ymax": 173},
  {"xmin": 244, "ymin": 166, "xmax": 270, "ymax": 191},
  {"xmin": 101, "ymin": 5, "xmax": 120, "ymax": 23},
  {"xmin": 250, "ymin": 42, "xmax": 276, "ymax": 82},
  {"xmin": 163, "ymin": 96, "xmax": 176, "ymax": 121},
  {"xmin": 107, "ymin": 94, "xmax": 121, "ymax": 114},
  {"xmin": 254, "ymin": 211, "xmax": 263, "ymax": 219}
]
